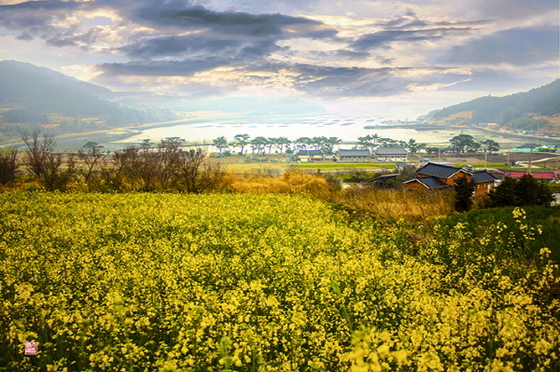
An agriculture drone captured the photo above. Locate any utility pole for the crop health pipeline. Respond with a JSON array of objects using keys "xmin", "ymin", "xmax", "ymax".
[{"xmin": 528, "ymin": 146, "xmax": 533, "ymax": 175}]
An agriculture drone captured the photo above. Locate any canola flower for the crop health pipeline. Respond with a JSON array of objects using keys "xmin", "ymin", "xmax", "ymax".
[{"xmin": 0, "ymin": 192, "xmax": 558, "ymax": 371}]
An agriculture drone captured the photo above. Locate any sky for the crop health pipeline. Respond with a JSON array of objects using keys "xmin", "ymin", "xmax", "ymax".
[{"xmin": 0, "ymin": 0, "xmax": 558, "ymax": 121}]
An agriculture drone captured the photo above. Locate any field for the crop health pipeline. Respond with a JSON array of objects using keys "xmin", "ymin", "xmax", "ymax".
[
  {"xmin": 210, "ymin": 159, "xmax": 395, "ymax": 175},
  {"xmin": 1, "ymin": 192, "xmax": 559, "ymax": 371}
]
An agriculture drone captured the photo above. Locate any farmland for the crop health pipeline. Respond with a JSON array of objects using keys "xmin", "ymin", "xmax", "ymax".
[{"xmin": 1, "ymin": 192, "xmax": 559, "ymax": 371}]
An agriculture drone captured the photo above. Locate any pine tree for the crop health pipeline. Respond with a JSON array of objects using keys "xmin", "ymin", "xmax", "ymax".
[{"xmin": 454, "ymin": 176, "xmax": 476, "ymax": 212}]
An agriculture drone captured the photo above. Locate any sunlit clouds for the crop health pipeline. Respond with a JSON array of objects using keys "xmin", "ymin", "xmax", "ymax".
[{"xmin": 0, "ymin": 0, "xmax": 557, "ymax": 119}]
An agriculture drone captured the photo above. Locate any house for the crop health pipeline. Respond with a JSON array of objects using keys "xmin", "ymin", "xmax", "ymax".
[
  {"xmin": 337, "ymin": 149, "xmax": 371, "ymax": 162},
  {"xmin": 404, "ymin": 162, "xmax": 497, "ymax": 195},
  {"xmin": 416, "ymin": 163, "xmax": 471, "ymax": 186},
  {"xmin": 472, "ymin": 171, "xmax": 499, "ymax": 196},
  {"xmin": 295, "ymin": 149, "xmax": 324, "ymax": 162},
  {"xmin": 375, "ymin": 147, "xmax": 408, "ymax": 162},
  {"xmin": 404, "ymin": 176, "xmax": 450, "ymax": 192}
]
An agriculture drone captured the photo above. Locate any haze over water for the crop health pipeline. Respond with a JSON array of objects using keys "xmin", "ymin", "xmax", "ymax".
[{"xmin": 115, "ymin": 115, "xmax": 533, "ymax": 150}]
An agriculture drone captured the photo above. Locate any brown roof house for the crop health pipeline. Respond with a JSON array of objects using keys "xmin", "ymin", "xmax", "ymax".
[{"xmin": 404, "ymin": 162, "xmax": 497, "ymax": 196}]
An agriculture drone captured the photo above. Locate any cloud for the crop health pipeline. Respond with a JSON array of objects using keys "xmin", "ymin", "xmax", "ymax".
[
  {"xmin": 441, "ymin": 27, "xmax": 559, "ymax": 66},
  {"xmin": 131, "ymin": 2, "xmax": 336, "ymax": 38},
  {"xmin": 349, "ymin": 14, "xmax": 487, "ymax": 51},
  {"xmin": 0, "ymin": 1, "xmax": 84, "ymax": 29},
  {"xmin": 99, "ymin": 57, "xmax": 231, "ymax": 77}
]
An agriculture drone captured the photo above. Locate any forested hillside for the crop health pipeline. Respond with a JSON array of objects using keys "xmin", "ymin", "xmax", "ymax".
[
  {"xmin": 0, "ymin": 61, "xmax": 175, "ymax": 137},
  {"xmin": 428, "ymin": 79, "xmax": 560, "ymax": 127}
]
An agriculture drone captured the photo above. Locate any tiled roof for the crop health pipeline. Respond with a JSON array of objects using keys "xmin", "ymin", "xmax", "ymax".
[
  {"xmin": 376, "ymin": 147, "xmax": 407, "ymax": 155},
  {"xmin": 417, "ymin": 162, "xmax": 467, "ymax": 179},
  {"xmin": 296, "ymin": 150, "xmax": 323, "ymax": 156},
  {"xmin": 404, "ymin": 176, "xmax": 449, "ymax": 189},
  {"xmin": 472, "ymin": 171, "xmax": 497, "ymax": 183},
  {"xmin": 338, "ymin": 149, "xmax": 370, "ymax": 157}
]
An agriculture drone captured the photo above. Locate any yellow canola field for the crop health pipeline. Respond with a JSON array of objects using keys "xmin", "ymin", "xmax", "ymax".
[{"xmin": 0, "ymin": 193, "xmax": 558, "ymax": 371}]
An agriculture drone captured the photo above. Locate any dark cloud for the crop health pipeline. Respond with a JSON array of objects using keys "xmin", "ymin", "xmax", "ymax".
[
  {"xmin": 45, "ymin": 28, "xmax": 102, "ymax": 48},
  {"xmin": 351, "ymin": 27, "xmax": 473, "ymax": 50},
  {"xmin": 0, "ymin": 1, "xmax": 84, "ymax": 29},
  {"xmin": 132, "ymin": 2, "xmax": 336, "ymax": 38},
  {"xmin": 380, "ymin": 14, "xmax": 491, "ymax": 31},
  {"xmin": 99, "ymin": 57, "xmax": 230, "ymax": 77},
  {"xmin": 118, "ymin": 35, "xmax": 281, "ymax": 60},
  {"xmin": 16, "ymin": 33, "xmax": 33, "ymax": 41},
  {"xmin": 441, "ymin": 27, "xmax": 559, "ymax": 66}
]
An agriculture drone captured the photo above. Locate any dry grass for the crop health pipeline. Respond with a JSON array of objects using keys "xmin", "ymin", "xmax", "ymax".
[
  {"xmin": 226, "ymin": 169, "xmax": 454, "ymax": 221},
  {"xmin": 337, "ymin": 187, "xmax": 455, "ymax": 220}
]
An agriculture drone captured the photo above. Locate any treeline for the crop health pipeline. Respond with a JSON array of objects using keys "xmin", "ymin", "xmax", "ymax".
[{"xmin": 0, "ymin": 132, "xmax": 226, "ymax": 193}]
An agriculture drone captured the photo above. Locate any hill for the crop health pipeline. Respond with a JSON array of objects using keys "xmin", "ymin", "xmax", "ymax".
[
  {"xmin": 427, "ymin": 79, "xmax": 560, "ymax": 131},
  {"xmin": 0, "ymin": 60, "xmax": 175, "ymax": 139}
]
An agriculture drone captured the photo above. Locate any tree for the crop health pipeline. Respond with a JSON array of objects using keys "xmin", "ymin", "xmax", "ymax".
[
  {"xmin": 274, "ymin": 137, "xmax": 290, "ymax": 154},
  {"xmin": 173, "ymin": 149, "xmax": 226, "ymax": 193},
  {"xmin": 484, "ymin": 175, "xmax": 554, "ymax": 208},
  {"xmin": 267, "ymin": 138, "xmax": 277, "ymax": 154},
  {"xmin": 213, "ymin": 136, "xmax": 229, "ymax": 154},
  {"xmin": 234, "ymin": 134, "xmax": 250, "ymax": 154},
  {"xmin": 0, "ymin": 149, "xmax": 18, "ymax": 186},
  {"xmin": 425, "ymin": 146, "xmax": 440, "ymax": 155},
  {"xmin": 250, "ymin": 137, "xmax": 268, "ymax": 154},
  {"xmin": 21, "ymin": 130, "xmax": 56, "ymax": 179},
  {"xmin": 357, "ymin": 135, "xmax": 378, "ymax": 151},
  {"xmin": 481, "ymin": 139, "xmax": 500, "ymax": 153},
  {"xmin": 454, "ymin": 176, "xmax": 476, "ymax": 212},
  {"xmin": 484, "ymin": 177, "xmax": 517, "ymax": 207},
  {"xmin": 322, "ymin": 137, "xmax": 341, "ymax": 154},
  {"xmin": 77, "ymin": 146, "xmax": 106, "ymax": 187},
  {"xmin": 83, "ymin": 141, "xmax": 103, "ymax": 150},
  {"xmin": 515, "ymin": 174, "xmax": 554, "ymax": 206},
  {"xmin": 161, "ymin": 137, "xmax": 185, "ymax": 147},
  {"xmin": 450, "ymin": 134, "xmax": 479, "ymax": 153},
  {"xmin": 21, "ymin": 131, "xmax": 75, "ymax": 191},
  {"xmin": 295, "ymin": 137, "xmax": 313, "ymax": 151},
  {"xmin": 406, "ymin": 139, "xmax": 421, "ymax": 154},
  {"xmin": 140, "ymin": 139, "xmax": 154, "ymax": 149}
]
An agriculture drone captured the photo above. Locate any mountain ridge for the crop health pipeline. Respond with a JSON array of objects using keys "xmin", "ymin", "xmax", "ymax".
[
  {"xmin": 426, "ymin": 79, "xmax": 560, "ymax": 132},
  {"xmin": 0, "ymin": 60, "xmax": 175, "ymax": 140}
]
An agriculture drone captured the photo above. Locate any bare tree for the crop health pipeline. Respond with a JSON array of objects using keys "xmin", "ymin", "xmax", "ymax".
[
  {"xmin": 174, "ymin": 149, "xmax": 226, "ymax": 193},
  {"xmin": 77, "ymin": 147, "xmax": 106, "ymax": 187},
  {"xmin": 21, "ymin": 131, "xmax": 56, "ymax": 179},
  {"xmin": 41, "ymin": 153, "xmax": 76, "ymax": 191},
  {"xmin": 0, "ymin": 149, "xmax": 18, "ymax": 186},
  {"xmin": 21, "ymin": 131, "xmax": 75, "ymax": 191}
]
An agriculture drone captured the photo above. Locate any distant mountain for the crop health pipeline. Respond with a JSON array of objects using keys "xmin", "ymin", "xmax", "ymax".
[
  {"xmin": 0, "ymin": 60, "xmax": 175, "ymax": 135},
  {"xmin": 427, "ymin": 80, "xmax": 560, "ymax": 129}
]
